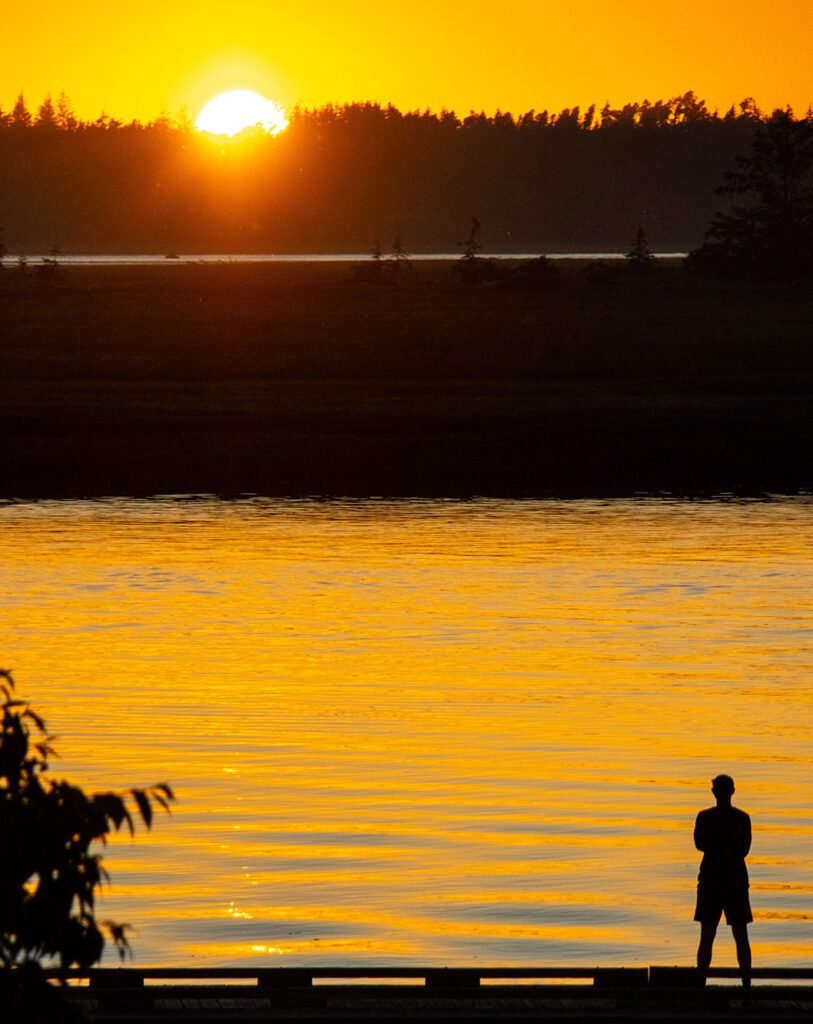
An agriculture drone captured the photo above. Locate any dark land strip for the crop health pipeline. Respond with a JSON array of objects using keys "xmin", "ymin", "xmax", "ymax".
[
  {"xmin": 67, "ymin": 986, "xmax": 813, "ymax": 1023},
  {"xmin": 65, "ymin": 978, "xmax": 813, "ymax": 1024},
  {"xmin": 1, "ymin": 263, "xmax": 811, "ymax": 498}
]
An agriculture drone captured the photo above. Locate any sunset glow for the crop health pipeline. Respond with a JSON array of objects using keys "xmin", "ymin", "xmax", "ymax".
[
  {"xmin": 195, "ymin": 90, "xmax": 288, "ymax": 137},
  {"xmin": 3, "ymin": 0, "xmax": 812, "ymax": 989},
  {"xmin": 3, "ymin": 2, "xmax": 812, "ymax": 123}
]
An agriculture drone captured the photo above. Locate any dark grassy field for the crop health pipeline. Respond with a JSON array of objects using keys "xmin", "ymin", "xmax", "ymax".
[{"xmin": 1, "ymin": 260, "xmax": 811, "ymax": 497}]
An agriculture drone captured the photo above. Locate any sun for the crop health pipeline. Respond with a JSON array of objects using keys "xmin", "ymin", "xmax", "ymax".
[{"xmin": 195, "ymin": 89, "xmax": 289, "ymax": 138}]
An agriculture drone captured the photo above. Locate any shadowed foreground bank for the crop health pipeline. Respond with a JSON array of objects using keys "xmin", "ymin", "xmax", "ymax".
[{"xmin": 1, "ymin": 263, "xmax": 812, "ymax": 498}]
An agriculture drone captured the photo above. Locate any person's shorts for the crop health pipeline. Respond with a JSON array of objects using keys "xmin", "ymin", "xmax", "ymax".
[{"xmin": 694, "ymin": 880, "xmax": 752, "ymax": 926}]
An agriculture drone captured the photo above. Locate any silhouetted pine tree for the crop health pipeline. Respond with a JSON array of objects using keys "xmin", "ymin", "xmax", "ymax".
[
  {"xmin": 10, "ymin": 93, "xmax": 32, "ymax": 128},
  {"xmin": 389, "ymin": 233, "xmax": 410, "ymax": 273},
  {"xmin": 35, "ymin": 95, "xmax": 57, "ymax": 129},
  {"xmin": 55, "ymin": 92, "xmax": 77, "ymax": 130},
  {"xmin": 626, "ymin": 226, "xmax": 655, "ymax": 267},
  {"xmin": 691, "ymin": 111, "xmax": 813, "ymax": 276}
]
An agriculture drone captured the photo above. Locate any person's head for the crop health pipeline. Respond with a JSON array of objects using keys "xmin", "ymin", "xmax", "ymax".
[{"xmin": 711, "ymin": 774, "xmax": 735, "ymax": 801}]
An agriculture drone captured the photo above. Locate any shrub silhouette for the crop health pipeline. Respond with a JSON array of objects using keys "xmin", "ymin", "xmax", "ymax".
[
  {"xmin": 0, "ymin": 668, "xmax": 175, "ymax": 1021},
  {"xmin": 454, "ymin": 218, "xmax": 497, "ymax": 282}
]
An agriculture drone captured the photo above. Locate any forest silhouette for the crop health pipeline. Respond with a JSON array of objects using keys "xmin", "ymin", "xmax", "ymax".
[
  {"xmin": 2, "ymin": 92, "xmax": 812, "ymax": 499},
  {"xmin": 0, "ymin": 91, "xmax": 802, "ymax": 254}
]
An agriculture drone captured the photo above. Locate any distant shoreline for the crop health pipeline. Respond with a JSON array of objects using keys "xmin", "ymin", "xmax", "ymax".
[{"xmin": 1, "ymin": 262, "xmax": 810, "ymax": 500}]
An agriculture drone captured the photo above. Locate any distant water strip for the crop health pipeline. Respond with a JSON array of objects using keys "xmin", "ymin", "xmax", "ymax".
[{"xmin": 7, "ymin": 252, "xmax": 689, "ymax": 266}]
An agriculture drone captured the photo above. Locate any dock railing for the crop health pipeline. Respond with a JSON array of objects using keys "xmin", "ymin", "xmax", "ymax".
[{"xmin": 50, "ymin": 965, "xmax": 813, "ymax": 990}]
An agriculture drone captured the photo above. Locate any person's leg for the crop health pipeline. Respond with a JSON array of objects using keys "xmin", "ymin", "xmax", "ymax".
[
  {"xmin": 732, "ymin": 924, "xmax": 751, "ymax": 988},
  {"xmin": 697, "ymin": 920, "xmax": 717, "ymax": 982}
]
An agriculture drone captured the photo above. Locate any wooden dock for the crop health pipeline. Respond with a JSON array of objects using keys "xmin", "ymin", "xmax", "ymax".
[{"xmin": 56, "ymin": 966, "xmax": 813, "ymax": 1022}]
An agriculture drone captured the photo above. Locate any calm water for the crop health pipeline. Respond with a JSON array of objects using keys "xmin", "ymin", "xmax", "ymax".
[
  {"xmin": 12, "ymin": 251, "xmax": 687, "ymax": 265},
  {"xmin": 2, "ymin": 498, "xmax": 811, "ymax": 968}
]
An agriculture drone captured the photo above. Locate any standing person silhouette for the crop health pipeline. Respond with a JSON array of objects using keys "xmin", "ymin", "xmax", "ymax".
[{"xmin": 694, "ymin": 774, "xmax": 752, "ymax": 988}]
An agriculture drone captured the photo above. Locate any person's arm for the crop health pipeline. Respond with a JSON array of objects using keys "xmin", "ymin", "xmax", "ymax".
[
  {"xmin": 740, "ymin": 813, "xmax": 752, "ymax": 858},
  {"xmin": 694, "ymin": 811, "xmax": 707, "ymax": 851}
]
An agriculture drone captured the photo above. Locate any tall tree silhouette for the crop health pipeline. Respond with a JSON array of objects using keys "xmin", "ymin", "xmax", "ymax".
[
  {"xmin": 35, "ymin": 95, "xmax": 57, "ymax": 130},
  {"xmin": 626, "ymin": 226, "xmax": 655, "ymax": 267},
  {"xmin": 10, "ymin": 93, "xmax": 32, "ymax": 128},
  {"xmin": 55, "ymin": 93, "xmax": 77, "ymax": 131},
  {"xmin": 692, "ymin": 111, "xmax": 813, "ymax": 276}
]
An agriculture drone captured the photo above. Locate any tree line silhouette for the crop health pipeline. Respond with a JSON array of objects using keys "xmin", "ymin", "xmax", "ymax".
[{"xmin": 0, "ymin": 91, "xmax": 809, "ymax": 254}]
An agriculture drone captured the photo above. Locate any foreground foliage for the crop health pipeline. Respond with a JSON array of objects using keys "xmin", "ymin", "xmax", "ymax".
[{"xmin": 0, "ymin": 668, "xmax": 174, "ymax": 1021}]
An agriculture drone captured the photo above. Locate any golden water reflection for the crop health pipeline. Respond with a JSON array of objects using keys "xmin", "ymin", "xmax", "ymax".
[{"xmin": 2, "ymin": 498, "xmax": 812, "ymax": 966}]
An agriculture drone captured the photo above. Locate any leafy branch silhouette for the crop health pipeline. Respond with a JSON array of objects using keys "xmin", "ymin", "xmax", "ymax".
[{"xmin": 0, "ymin": 668, "xmax": 175, "ymax": 1020}]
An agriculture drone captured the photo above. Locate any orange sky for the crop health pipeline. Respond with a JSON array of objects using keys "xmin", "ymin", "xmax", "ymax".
[{"xmin": 3, "ymin": 1, "xmax": 811, "ymax": 123}]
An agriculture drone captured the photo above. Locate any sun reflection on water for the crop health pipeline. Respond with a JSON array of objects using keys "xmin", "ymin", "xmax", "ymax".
[{"xmin": 2, "ymin": 498, "xmax": 812, "ymax": 967}]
